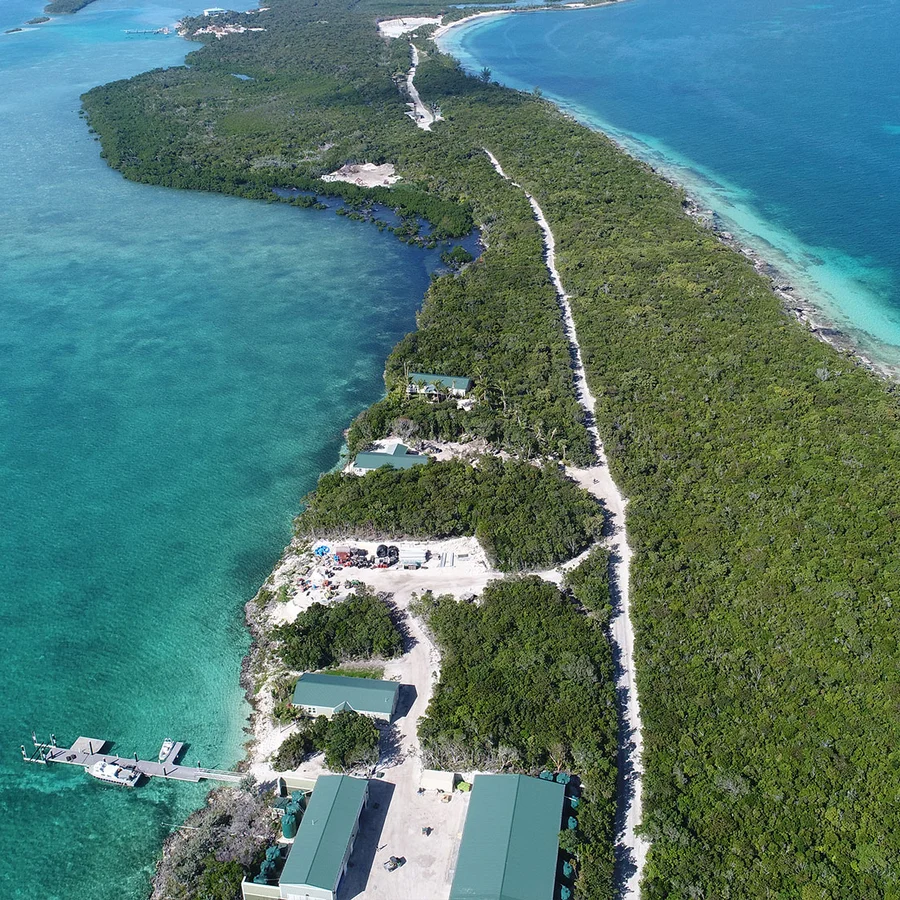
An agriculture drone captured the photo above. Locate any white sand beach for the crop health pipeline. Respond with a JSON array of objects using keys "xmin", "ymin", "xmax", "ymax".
[{"xmin": 377, "ymin": 15, "xmax": 441, "ymax": 38}]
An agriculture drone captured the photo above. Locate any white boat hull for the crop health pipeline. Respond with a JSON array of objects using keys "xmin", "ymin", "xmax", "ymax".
[{"xmin": 86, "ymin": 760, "xmax": 141, "ymax": 787}]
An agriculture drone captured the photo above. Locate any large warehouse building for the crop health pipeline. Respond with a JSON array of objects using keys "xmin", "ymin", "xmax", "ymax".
[
  {"xmin": 449, "ymin": 774, "xmax": 565, "ymax": 900},
  {"xmin": 242, "ymin": 774, "xmax": 369, "ymax": 900}
]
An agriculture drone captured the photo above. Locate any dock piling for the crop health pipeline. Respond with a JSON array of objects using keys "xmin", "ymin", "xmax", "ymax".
[{"xmin": 20, "ymin": 733, "xmax": 241, "ymax": 785}]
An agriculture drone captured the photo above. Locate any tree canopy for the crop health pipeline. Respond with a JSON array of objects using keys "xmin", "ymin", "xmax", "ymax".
[
  {"xmin": 296, "ymin": 457, "xmax": 603, "ymax": 572},
  {"xmin": 271, "ymin": 588, "xmax": 402, "ymax": 670},
  {"xmin": 81, "ymin": 0, "xmax": 900, "ymax": 893},
  {"xmin": 415, "ymin": 575, "xmax": 617, "ymax": 899}
]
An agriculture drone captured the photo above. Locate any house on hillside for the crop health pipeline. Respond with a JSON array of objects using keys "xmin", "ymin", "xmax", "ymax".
[
  {"xmin": 292, "ymin": 672, "xmax": 400, "ymax": 722},
  {"xmin": 352, "ymin": 443, "xmax": 428, "ymax": 474},
  {"xmin": 406, "ymin": 373, "xmax": 474, "ymax": 401}
]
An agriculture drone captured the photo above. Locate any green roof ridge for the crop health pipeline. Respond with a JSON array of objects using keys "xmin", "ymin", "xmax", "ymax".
[
  {"xmin": 449, "ymin": 774, "xmax": 564, "ymax": 900},
  {"xmin": 293, "ymin": 672, "xmax": 399, "ymax": 715},
  {"xmin": 499, "ymin": 778, "xmax": 525, "ymax": 900},
  {"xmin": 280, "ymin": 775, "xmax": 368, "ymax": 891}
]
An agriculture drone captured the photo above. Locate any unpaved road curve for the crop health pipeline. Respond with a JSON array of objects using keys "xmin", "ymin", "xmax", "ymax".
[
  {"xmin": 406, "ymin": 44, "xmax": 441, "ymax": 131},
  {"xmin": 484, "ymin": 148, "xmax": 649, "ymax": 899}
]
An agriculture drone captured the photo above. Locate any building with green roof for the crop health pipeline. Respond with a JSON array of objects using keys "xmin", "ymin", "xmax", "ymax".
[
  {"xmin": 292, "ymin": 672, "xmax": 400, "ymax": 722},
  {"xmin": 287, "ymin": 775, "xmax": 368, "ymax": 900},
  {"xmin": 240, "ymin": 775, "xmax": 369, "ymax": 900},
  {"xmin": 407, "ymin": 373, "xmax": 474, "ymax": 399},
  {"xmin": 449, "ymin": 774, "xmax": 565, "ymax": 900},
  {"xmin": 352, "ymin": 442, "xmax": 428, "ymax": 473}
]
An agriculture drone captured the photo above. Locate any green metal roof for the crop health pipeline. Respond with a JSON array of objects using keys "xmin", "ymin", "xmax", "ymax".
[
  {"xmin": 450, "ymin": 775, "xmax": 565, "ymax": 900},
  {"xmin": 279, "ymin": 775, "xmax": 368, "ymax": 892},
  {"xmin": 409, "ymin": 373, "xmax": 474, "ymax": 392},
  {"xmin": 353, "ymin": 443, "xmax": 428, "ymax": 471},
  {"xmin": 292, "ymin": 673, "xmax": 399, "ymax": 717}
]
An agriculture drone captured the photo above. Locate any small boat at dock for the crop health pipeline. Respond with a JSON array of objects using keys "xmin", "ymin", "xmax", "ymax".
[
  {"xmin": 158, "ymin": 738, "xmax": 176, "ymax": 763},
  {"xmin": 86, "ymin": 760, "xmax": 141, "ymax": 787}
]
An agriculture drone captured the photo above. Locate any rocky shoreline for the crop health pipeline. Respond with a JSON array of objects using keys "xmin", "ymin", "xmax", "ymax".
[
  {"xmin": 678, "ymin": 194, "xmax": 900, "ymax": 382},
  {"xmin": 148, "ymin": 540, "xmax": 295, "ymax": 899},
  {"xmin": 149, "ymin": 784, "xmax": 276, "ymax": 900},
  {"xmin": 432, "ymin": 18, "xmax": 899, "ymax": 385}
]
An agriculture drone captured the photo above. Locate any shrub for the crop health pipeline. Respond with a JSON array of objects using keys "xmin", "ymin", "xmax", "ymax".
[{"xmin": 272, "ymin": 589, "xmax": 402, "ymax": 671}]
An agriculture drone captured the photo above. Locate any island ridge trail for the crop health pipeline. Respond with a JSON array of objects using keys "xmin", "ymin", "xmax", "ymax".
[
  {"xmin": 406, "ymin": 44, "xmax": 440, "ymax": 130},
  {"xmin": 484, "ymin": 148, "xmax": 649, "ymax": 899}
]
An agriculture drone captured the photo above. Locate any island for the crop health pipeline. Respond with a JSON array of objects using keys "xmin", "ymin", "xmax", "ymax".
[
  {"xmin": 81, "ymin": 0, "xmax": 900, "ymax": 897},
  {"xmin": 43, "ymin": 0, "xmax": 99, "ymax": 13}
]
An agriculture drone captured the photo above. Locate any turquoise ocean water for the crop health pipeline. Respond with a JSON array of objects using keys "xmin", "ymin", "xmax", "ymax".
[
  {"xmin": 439, "ymin": 0, "xmax": 900, "ymax": 364},
  {"xmin": 0, "ymin": 2, "xmax": 442, "ymax": 897}
]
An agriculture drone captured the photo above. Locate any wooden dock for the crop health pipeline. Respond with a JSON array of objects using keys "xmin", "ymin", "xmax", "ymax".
[{"xmin": 23, "ymin": 735, "xmax": 242, "ymax": 785}]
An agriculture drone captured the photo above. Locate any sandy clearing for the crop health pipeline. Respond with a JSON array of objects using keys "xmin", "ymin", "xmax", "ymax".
[
  {"xmin": 250, "ymin": 537, "xmax": 479, "ymax": 898},
  {"xmin": 283, "ymin": 535, "xmax": 494, "ymax": 612},
  {"xmin": 484, "ymin": 148, "xmax": 649, "ymax": 898},
  {"xmin": 321, "ymin": 162, "xmax": 400, "ymax": 188},
  {"xmin": 247, "ymin": 529, "xmax": 498, "ymax": 782},
  {"xmin": 377, "ymin": 15, "xmax": 441, "ymax": 38}
]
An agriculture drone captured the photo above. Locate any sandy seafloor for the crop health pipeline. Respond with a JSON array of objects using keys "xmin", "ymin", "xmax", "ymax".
[{"xmin": 0, "ymin": 1, "xmax": 452, "ymax": 896}]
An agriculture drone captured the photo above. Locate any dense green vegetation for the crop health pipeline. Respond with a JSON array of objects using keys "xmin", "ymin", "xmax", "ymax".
[
  {"xmin": 273, "ymin": 709, "xmax": 380, "ymax": 772},
  {"xmin": 296, "ymin": 457, "xmax": 603, "ymax": 571},
  {"xmin": 196, "ymin": 858, "xmax": 244, "ymax": 900},
  {"xmin": 445, "ymin": 78, "xmax": 900, "ymax": 896},
  {"xmin": 44, "ymin": 0, "xmax": 96, "ymax": 13},
  {"xmin": 414, "ymin": 576, "xmax": 617, "ymax": 899},
  {"xmin": 81, "ymin": 4, "xmax": 591, "ymax": 464},
  {"xmin": 565, "ymin": 546, "xmax": 613, "ymax": 628},
  {"xmin": 271, "ymin": 588, "xmax": 402, "ymax": 670},
  {"xmin": 151, "ymin": 787, "xmax": 274, "ymax": 900},
  {"xmin": 84, "ymin": 0, "xmax": 900, "ymax": 894}
]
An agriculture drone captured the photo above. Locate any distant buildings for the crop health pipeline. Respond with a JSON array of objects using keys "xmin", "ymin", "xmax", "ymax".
[
  {"xmin": 352, "ymin": 442, "xmax": 428, "ymax": 473},
  {"xmin": 292, "ymin": 672, "xmax": 400, "ymax": 722}
]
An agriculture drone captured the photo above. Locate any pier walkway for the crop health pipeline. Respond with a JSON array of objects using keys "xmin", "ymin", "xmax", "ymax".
[{"xmin": 23, "ymin": 735, "xmax": 242, "ymax": 785}]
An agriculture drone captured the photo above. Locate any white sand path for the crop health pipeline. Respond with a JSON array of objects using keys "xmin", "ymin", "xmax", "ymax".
[
  {"xmin": 405, "ymin": 44, "xmax": 441, "ymax": 131},
  {"xmin": 484, "ymin": 148, "xmax": 649, "ymax": 898}
]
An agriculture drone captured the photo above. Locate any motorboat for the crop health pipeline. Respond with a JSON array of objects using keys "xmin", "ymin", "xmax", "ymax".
[
  {"xmin": 86, "ymin": 759, "xmax": 141, "ymax": 787},
  {"xmin": 158, "ymin": 738, "xmax": 176, "ymax": 763}
]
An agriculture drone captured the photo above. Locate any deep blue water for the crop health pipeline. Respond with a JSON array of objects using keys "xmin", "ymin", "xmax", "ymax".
[
  {"xmin": 0, "ymin": 1, "xmax": 441, "ymax": 897},
  {"xmin": 440, "ymin": 0, "xmax": 900, "ymax": 364}
]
